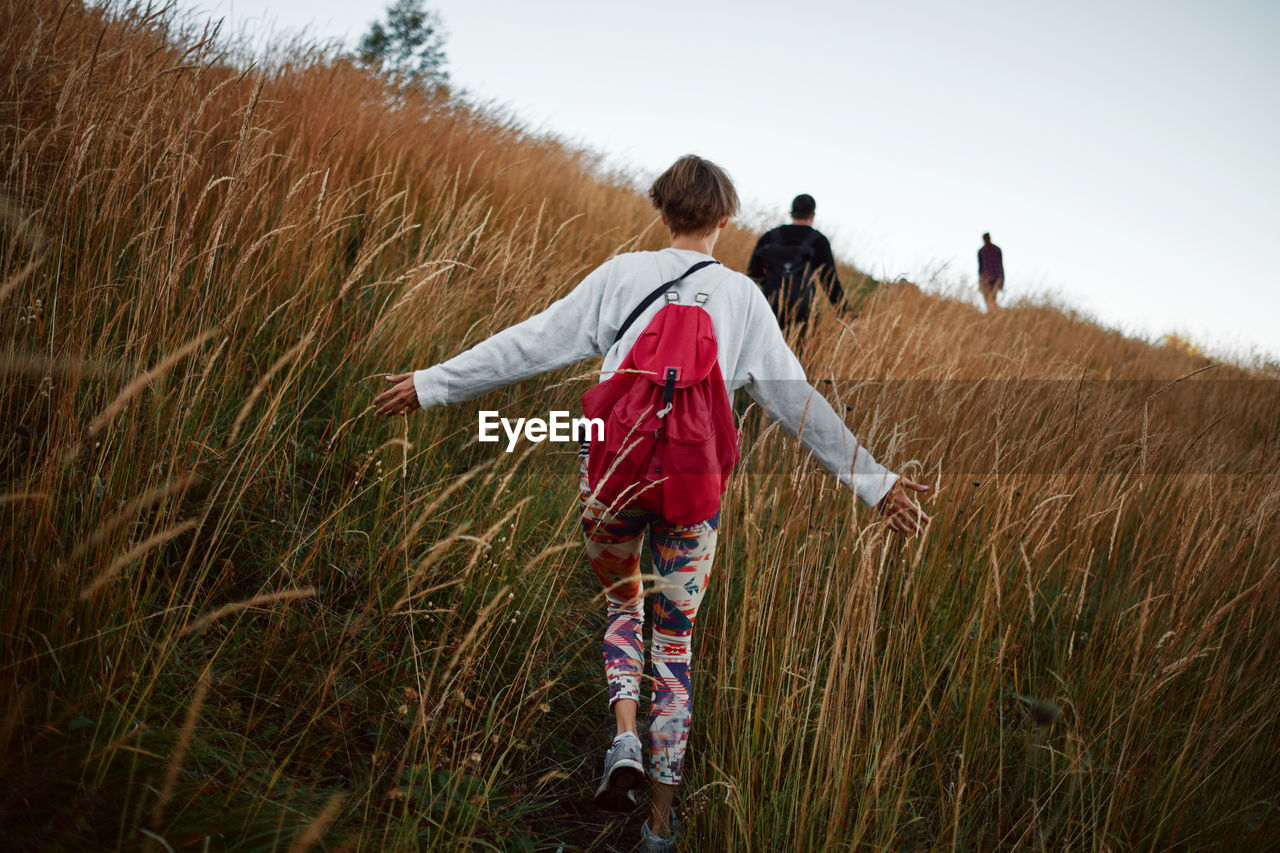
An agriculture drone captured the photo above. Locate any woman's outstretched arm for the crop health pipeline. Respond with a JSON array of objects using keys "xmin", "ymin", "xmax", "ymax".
[
  {"xmin": 372, "ymin": 260, "xmax": 613, "ymax": 416},
  {"xmin": 736, "ymin": 287, "xmax": 931, "ymax": 534}
]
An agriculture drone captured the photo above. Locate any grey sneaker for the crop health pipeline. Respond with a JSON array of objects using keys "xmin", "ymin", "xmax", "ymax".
[
  {"xmin": 593, "ymin": 731, "xmax": 644, "ymax": 812},
  {"xmin": 641, "ymin": 808, "xmax": 682, "ymax": 852}
]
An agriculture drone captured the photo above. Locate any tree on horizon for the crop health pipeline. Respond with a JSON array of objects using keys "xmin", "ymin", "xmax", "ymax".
[{"xmin": 357, "ymin": 0, "xmax": 448, "ymax": 91}]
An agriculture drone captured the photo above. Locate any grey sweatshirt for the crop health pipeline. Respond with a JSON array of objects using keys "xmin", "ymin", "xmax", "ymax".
[{"xmin": 413, "ymin": 248, "xmax": 898, "ymax": 507}]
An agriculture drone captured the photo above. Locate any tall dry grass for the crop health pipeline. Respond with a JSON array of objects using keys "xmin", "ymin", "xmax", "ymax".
[{"xmin": 2, "ymin": 2, "xmax": 1278, "ymax": 850}]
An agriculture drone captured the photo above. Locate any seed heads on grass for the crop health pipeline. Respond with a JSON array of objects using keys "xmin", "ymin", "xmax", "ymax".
[{"xmin": 148, "ymin": 670, "xmax": 211, "ymax": 839}]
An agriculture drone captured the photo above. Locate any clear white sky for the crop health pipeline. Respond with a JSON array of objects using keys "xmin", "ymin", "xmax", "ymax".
[{"xmin": 182, "ymin": 0, "xmax": 1280, "ymax": 363}]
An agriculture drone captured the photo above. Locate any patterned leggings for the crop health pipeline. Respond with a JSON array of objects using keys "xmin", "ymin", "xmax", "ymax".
[{"xmin": 578, "ymin": 458, "xmax": 718, "ymax": 786}]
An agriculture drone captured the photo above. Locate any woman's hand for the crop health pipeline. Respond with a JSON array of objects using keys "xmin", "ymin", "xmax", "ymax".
[
  {"xmin": 373, "ymin": 373, "xmax": 420, "ymax": 417},
  {"xmin": 877, "ymin": 477, "xmax": 931, "ymax": 536}
]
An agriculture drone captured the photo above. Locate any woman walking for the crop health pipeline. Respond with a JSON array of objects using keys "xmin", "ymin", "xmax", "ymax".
[{"xmin": 374, "ymin": 155, "xmax": 930, "ymax": 850}]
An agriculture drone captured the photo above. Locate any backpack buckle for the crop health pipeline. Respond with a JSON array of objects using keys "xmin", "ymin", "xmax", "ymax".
[
  {"xmin": 664, "ymin": 291, "xmax": 679, "ymax": 303},
  {"xmin": 694, "ymin": 292, "xmax": 709, "ymax": 304}
]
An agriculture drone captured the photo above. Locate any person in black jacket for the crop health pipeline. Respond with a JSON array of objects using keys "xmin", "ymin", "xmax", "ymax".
[{"xmin": 746, "ymin": 194, "xmax": 848, "ymax": 337}]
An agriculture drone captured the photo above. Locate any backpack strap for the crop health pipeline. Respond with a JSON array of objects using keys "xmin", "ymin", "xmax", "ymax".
[{"xmin": 613, "ymin": 259, "xmax": 720, "ymax": 347}]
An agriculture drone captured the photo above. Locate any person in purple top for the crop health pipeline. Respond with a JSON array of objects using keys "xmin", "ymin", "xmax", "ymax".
[{"xmin": 978, "ymin": 232, "xmax": 1004, "ymax": 313}]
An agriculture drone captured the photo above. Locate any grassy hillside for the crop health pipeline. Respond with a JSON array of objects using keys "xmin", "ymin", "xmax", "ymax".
[{"xmin": 2, "ymin": 2, "xmax": 1278, "ymax": 850}]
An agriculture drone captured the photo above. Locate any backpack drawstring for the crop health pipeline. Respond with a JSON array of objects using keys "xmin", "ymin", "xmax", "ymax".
[{"xmin": 656, "ymin": 367, "xmax": 678, "ymax": 419}]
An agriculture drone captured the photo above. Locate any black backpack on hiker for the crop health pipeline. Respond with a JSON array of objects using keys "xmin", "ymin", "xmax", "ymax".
[{"xmin": 758, "ymin": 229, "xmax": 822, "ymax": 323}]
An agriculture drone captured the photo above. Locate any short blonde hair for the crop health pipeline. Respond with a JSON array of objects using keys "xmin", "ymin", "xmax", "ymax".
[{"xmin": 648, "ymin": 155, "xmax": 739, "ymax": 237}]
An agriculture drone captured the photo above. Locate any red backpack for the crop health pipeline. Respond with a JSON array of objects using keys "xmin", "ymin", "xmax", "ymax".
[{"xmin": 581, "ymin": 260, "xmax": 740, "ymax": 523}]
